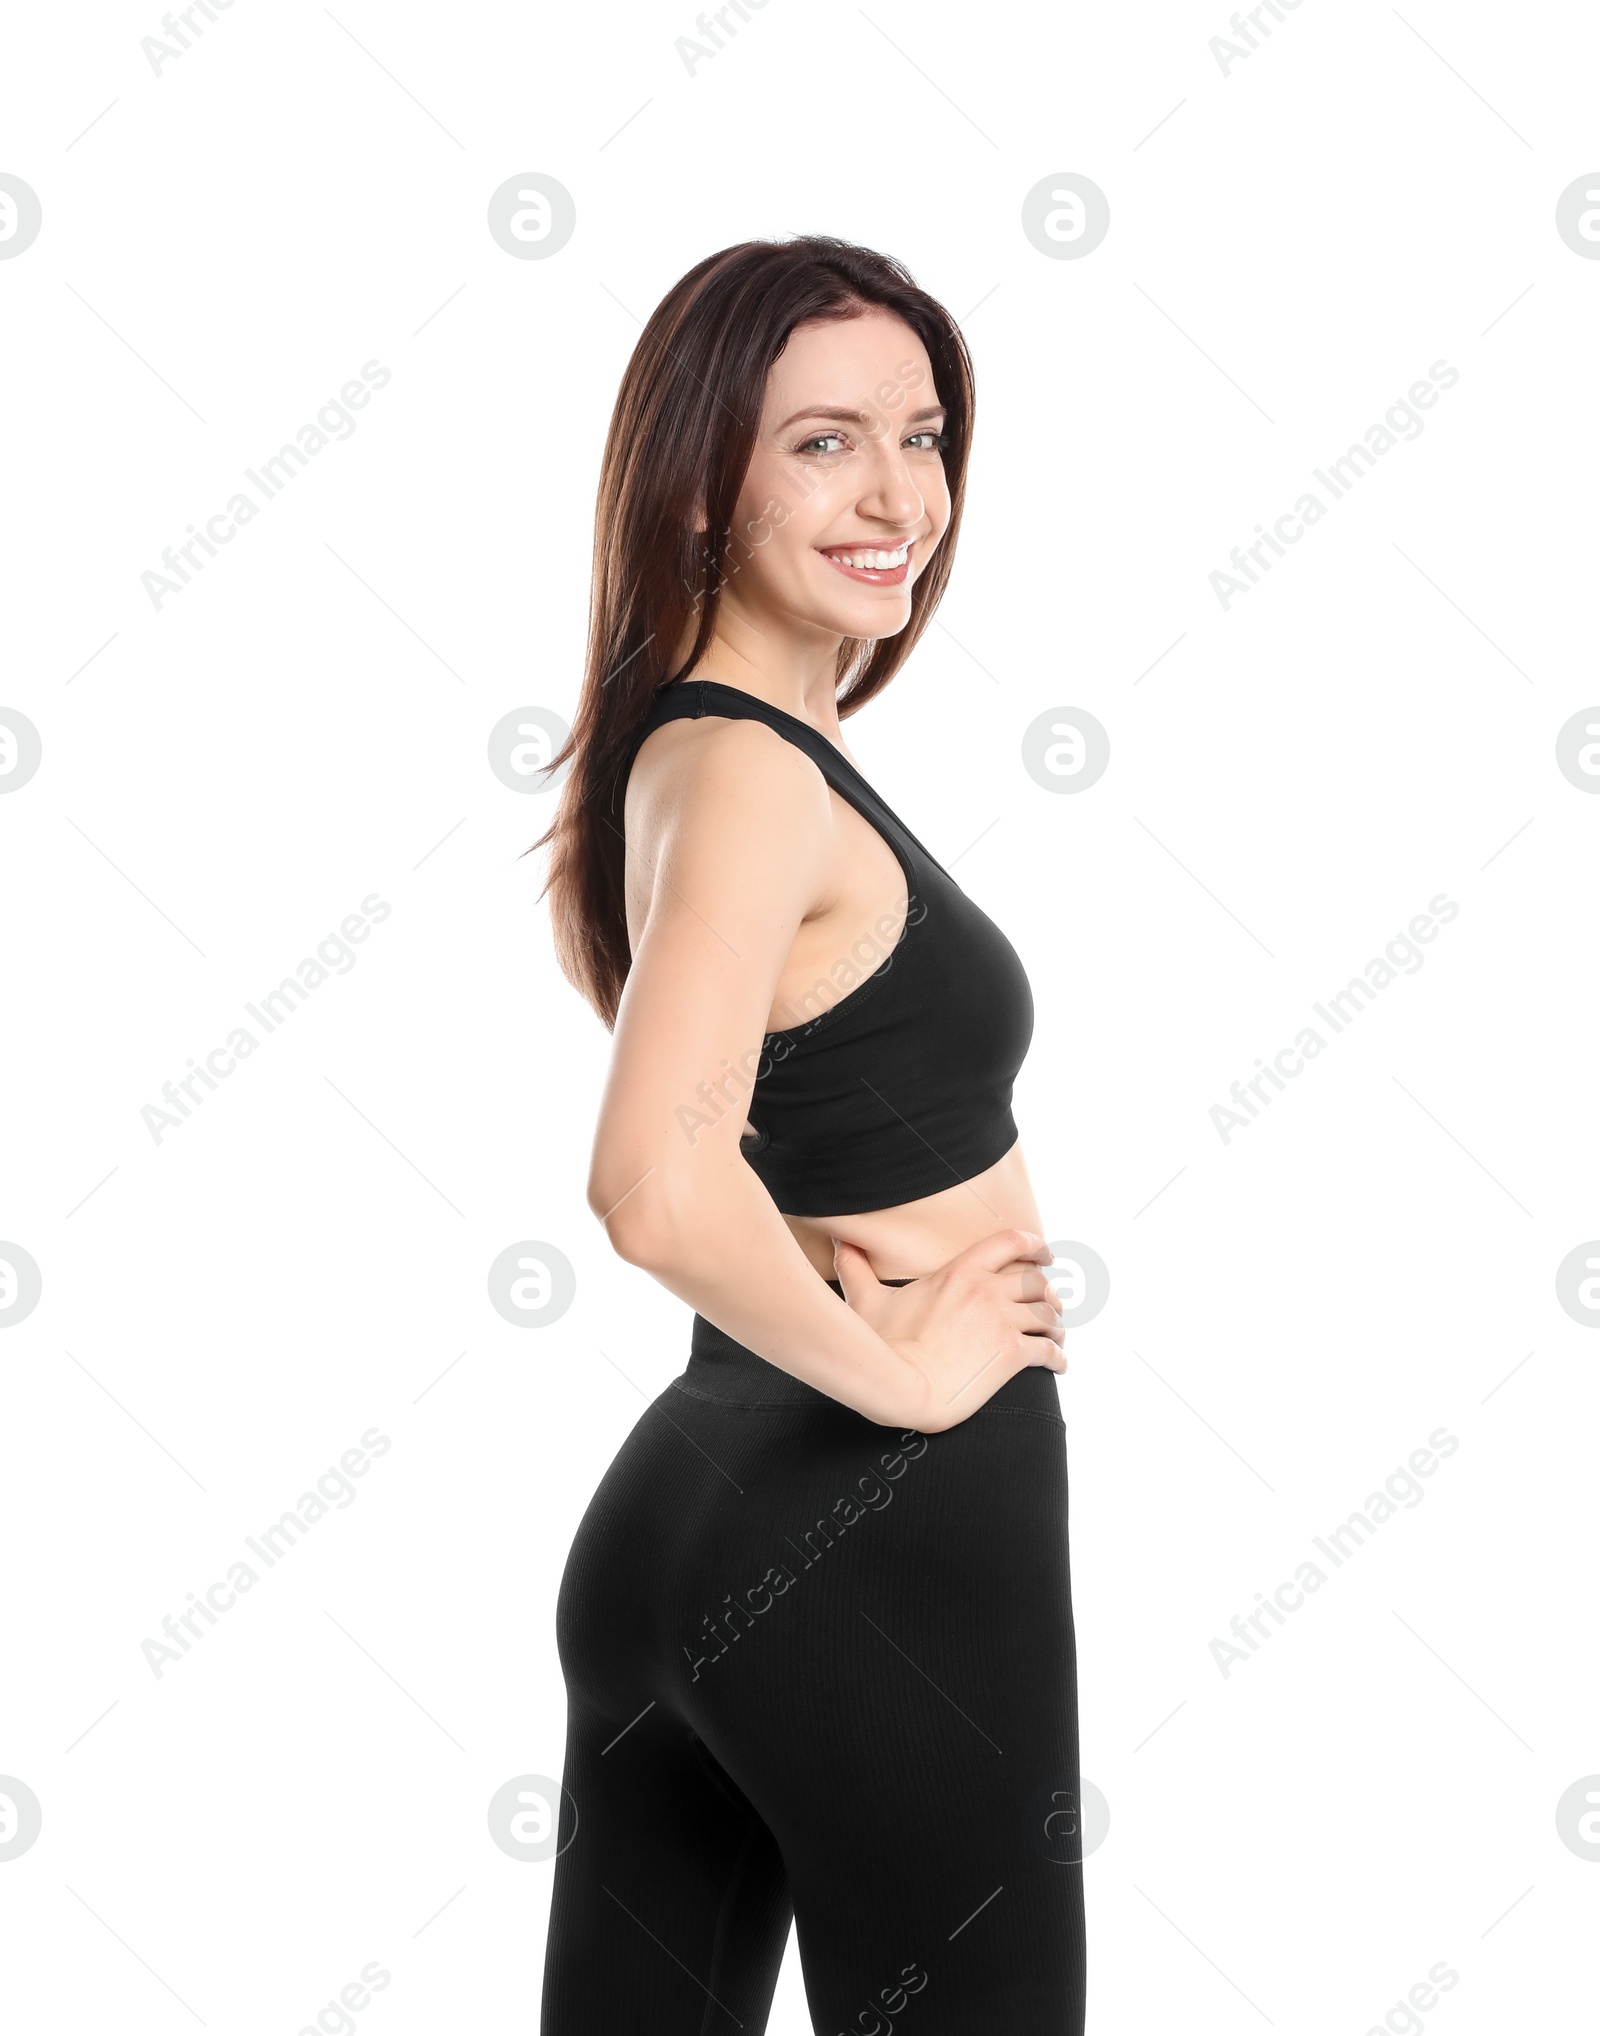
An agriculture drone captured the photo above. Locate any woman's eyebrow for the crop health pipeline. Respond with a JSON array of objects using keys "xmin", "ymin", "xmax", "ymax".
[{"xmin": 772, "ymin": 403, "xmax": 947, "ymax": 430}]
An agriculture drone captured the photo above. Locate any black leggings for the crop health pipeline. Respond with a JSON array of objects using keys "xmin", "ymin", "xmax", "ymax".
[{"xmin": 540, "ymin": 1297, "xmax": 1086, "ymax": 2033}]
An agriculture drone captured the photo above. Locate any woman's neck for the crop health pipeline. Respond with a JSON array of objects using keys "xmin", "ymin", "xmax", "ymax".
[{"xmin": 689, "ymin": 638, "xmax": 847, "ymax": 743}]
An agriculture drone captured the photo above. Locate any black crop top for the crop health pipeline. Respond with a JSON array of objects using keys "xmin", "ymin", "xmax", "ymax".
[{"xmin": 629, "ymin": 680, "xmax": 1035, "ymax": 1218}]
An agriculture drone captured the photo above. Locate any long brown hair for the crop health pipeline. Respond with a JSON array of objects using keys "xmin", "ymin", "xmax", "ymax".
[{"xmin": 532, "ymin": 234, "xmax": 976, "ymax": 1027}]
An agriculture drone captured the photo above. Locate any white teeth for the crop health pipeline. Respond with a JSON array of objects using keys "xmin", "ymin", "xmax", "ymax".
[{"xmin": 830, "ymin": 546, "xmax": 909, "ymax": 571}]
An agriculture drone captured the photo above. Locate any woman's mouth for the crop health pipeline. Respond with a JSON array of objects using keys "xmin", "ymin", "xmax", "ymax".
[{"xmin": 817, "ymin": 539, "xmax": 915, "ymax": 586}]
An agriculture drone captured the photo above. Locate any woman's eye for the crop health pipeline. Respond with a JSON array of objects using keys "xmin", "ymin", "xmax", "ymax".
[{"xmin": 795, "ymin": 428, "xmax": 948, "ymax": 455}]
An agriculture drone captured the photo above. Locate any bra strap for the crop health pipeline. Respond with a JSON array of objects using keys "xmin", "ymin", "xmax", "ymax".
[{"xmin": 631, "ymin": 680, "xmax": 950, "ymax": 879}]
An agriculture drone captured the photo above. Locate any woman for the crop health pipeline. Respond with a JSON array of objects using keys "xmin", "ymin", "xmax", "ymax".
[{"xmin": 535, "ymin": 235, "xmax": 1085, "ymax": 2034}]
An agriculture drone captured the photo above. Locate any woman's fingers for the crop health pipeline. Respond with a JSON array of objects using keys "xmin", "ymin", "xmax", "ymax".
[
  {"xmin": 1016, "ymin": 1320, "xmax": 1067, "ymax": 1370},
  {"xmin": 960, "ymin": 1228, "xmax": 1054, "ymax": 1276},
  {"xmin": 1012, "ymin": 1298, "xmax": 1064, "ymax": 1345},
  {"xmin": 1006, "ymin": 1265, "xmax": 1063, "ymax": 1311}
]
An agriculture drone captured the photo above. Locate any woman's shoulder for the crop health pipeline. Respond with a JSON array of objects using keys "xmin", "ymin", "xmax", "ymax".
[
  {"xmin": 622, "ymin": 697, "xmax": 837, "ymax": 936},
  {"xmin": 628, "ymin": 695, "xmax": 832, "ymax": 827}
]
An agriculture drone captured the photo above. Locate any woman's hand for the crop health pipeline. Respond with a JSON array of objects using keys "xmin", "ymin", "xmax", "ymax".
[{"xmin": 832, "ymin": 1229, "xmax": 1066, "ymax": 1433}]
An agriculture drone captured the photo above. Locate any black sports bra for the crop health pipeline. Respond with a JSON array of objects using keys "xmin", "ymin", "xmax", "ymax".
[{"xmin": 628, "ymin": 679, "xmax": 1034, "ymax": 1218}]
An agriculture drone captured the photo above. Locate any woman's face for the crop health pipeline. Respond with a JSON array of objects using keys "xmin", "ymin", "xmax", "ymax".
[{"xmin": 718, "ymin": 307, "xmax": 952, "ymax": 646}]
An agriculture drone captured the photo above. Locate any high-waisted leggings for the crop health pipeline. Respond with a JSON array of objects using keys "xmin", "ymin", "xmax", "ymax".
[{"xmin": 540, "ymin": 1293, "xmax": 1086, "ymax": 2034}]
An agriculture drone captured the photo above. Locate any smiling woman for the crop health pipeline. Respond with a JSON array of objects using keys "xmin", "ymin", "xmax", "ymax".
[{"xmin": 530, "ymin": 235, "xmax": 1085, "ymax": 2036}]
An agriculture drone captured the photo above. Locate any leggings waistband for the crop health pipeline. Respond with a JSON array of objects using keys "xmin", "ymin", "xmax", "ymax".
[
  {"xmin": 680, "ymin": 1279, "xmax": 1063, "ymax": 1421},
  {"xmin": 682, "ymin": 1279, "xmax": 910, "ymax": 1408}
]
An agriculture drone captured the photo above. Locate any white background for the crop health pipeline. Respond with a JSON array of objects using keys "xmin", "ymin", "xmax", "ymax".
[{"xmin": 2, "ymin": 0, "xmax": 1596, "ymax": 2029}]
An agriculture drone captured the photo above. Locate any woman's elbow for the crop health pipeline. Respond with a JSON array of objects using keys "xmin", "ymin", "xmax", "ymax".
[
  {"xmin": 587, "ymin": 1162, "xmax": 686, "ymax": 1272},
  {"xmin": 598, "ymin": 1200, "xmax": 676, "ymax": 1272}
]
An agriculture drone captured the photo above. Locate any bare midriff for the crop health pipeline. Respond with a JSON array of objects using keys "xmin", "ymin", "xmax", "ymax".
[{"xmin": 774, "ymin": 1137, "xmax": 1045, "ymax": 1284}]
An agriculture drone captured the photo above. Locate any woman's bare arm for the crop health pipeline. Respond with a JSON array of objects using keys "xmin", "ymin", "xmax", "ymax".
[{"xmin": 588, "ymin": 716, "xmax": 1059, "ymax": 1431}]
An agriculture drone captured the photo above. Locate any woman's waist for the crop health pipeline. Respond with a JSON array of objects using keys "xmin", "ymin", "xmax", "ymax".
[
  {"xmin": 780, "ymin": 1138, "xmax": 1040, "ymax": 1282},
  {"xmin": 681, "ymin": 1288, "xmax": 1063, "ymax": 1425}
]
